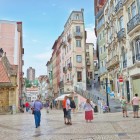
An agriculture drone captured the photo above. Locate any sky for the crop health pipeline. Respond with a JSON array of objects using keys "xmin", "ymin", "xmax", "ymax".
[{"xmin": 0, "ymin": 0, "xmax": 96, "ymax": 77}]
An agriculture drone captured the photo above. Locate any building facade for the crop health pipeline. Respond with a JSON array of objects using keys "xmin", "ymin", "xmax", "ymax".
[
  {"xmin": 47, "ymin": 9, "xmax": 94, "ymax": 98},
  {"xmin": 27, "ymin": 67, "xmax": 35, "ymax": 81},
  {"xmin": 0, "ymin": 54, "xmax": 18, "ymax": 113},
  {"xmin": 95, "ymin": 0, "xmax": 140, "ymax": 102},
  {"xmin": 0, "ymin": 20, "xmax": 24, "ymax": 107}
]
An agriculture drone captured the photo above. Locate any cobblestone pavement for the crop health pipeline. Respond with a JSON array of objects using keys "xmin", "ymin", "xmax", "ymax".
[{"xmin": 0, "ymin": 109, "xmax": 140, "ymax": 140}]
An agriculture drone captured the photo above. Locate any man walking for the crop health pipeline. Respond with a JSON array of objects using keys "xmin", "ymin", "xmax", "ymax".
[
  {"xmin": 131, "ymin": 93, "xmax": 140, "ymax": 118},
  {"xmin": 33, "ymin": 96, "xmax": 43, "ymax": 128}
]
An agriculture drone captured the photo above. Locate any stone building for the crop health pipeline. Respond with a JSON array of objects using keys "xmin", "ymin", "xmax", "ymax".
[{"xmin": 0, "ymin": 54, "xmax": 17, "ymax": 113}]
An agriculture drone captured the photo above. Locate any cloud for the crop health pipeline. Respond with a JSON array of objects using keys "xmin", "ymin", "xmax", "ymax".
[
  {"xmin": 85, "ymin": 24, "xmax": 97, "ymax": 49},
  {"xmin": 32, "ymin": 39, "xmax": 38, "ymax": 43},
  {"xmin": 34, "ymin": 51, "xmax": 52, "ymax": 61}
]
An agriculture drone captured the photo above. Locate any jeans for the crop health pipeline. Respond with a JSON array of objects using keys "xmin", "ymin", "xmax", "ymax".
[
  {"xmin": 34, "ymin": 111, "xmax": 41, "ymax": 128},
  {"xmin": 26, "ymin": 107, "xmax": 29, "ymax": 112}
]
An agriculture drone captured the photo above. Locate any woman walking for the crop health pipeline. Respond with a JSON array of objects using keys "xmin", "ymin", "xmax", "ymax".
[
  {"xmin": 84, "ymin": 99, "xmax": 94, "ymax": 122},
  {"xmin": 120, "ymin": 96, "xmax": 128, "ymax": 117}
]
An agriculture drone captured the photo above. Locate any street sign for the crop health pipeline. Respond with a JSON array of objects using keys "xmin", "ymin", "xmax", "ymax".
[{"xmin": 119, "ymin": 76, "xmax": 123, "ymax": 82}]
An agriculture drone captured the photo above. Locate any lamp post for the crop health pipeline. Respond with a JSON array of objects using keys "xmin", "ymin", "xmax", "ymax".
[
  {"xmin": 0, "ymin": 48, "xmax": 4, "ymax": 57},
  {"xmin": 105, "ymin": 78, "xmax": 109, "ymax": 107}
]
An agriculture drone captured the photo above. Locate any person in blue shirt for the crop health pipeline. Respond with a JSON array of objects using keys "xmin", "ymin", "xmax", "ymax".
[{"xmin": 33, "ymin": 96, "xmax": 43, "ymax": 128}]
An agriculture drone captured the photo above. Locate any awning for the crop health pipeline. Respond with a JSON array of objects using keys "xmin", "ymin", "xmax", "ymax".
[{"xmin": 54, "ymin": 94, "xmax": 70, "ymax": 101}]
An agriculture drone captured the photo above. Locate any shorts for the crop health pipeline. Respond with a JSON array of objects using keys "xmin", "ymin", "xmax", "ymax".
[
  {"xmin": 133, "ymin": 105, "xmax": 139, "ymax": 112},
  {"xmin": 122, "ymin": 106, "xmax": 127, "ymax": 111},
  {"xmin": 63, "ymin": 108, "xmax": 67, "ymax": 118},
  {"xmin": 66, "ymin": 109, "xmax": 71, "ymax": 119}
]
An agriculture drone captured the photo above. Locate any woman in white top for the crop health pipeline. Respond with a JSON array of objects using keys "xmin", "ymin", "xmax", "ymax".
[{"xmin": 84, "ymin": 99, "xmax": 94, "ymax": 122}]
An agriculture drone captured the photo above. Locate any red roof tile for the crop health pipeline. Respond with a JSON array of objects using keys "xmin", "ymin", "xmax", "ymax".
[{"xmin": 0, "ymin": 61, "xmax": 10, "ymax": 83}]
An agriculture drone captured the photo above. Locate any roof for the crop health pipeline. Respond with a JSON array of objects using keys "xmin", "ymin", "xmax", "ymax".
[{"xmin": 0, "ymin": 61, "xmax": 10, "ymax": 83}]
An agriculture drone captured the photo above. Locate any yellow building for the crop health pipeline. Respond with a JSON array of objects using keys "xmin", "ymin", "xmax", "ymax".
[{"xmin": 0, "ymin": 54, "xmax": 17, "ymax": 113}]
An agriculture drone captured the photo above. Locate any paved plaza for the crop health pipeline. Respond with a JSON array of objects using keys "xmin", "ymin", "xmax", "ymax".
[{"xmin": 0, "ymin": 109, "xmax": 140, "ymax": 140}]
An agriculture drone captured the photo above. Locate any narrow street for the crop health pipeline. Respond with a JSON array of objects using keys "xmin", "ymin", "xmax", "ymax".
[{"xmin": 0, "ymin": 109, "xmax": 140, "ymax": 140}]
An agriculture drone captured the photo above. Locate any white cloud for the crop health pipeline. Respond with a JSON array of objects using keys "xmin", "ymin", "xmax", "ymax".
[
  {"xmin": 34, "ymin": 51, "xmax": 52, "ymax": 61},
  {"xmin": 85, "ymin": 24, "xmax": 97, "ymax": 49},
  {"xmin": 32, "ymin": 39, "xmax": 38, "ymax": 42}
]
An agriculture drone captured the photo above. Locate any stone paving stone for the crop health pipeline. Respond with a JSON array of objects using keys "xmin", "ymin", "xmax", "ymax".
[{"xmin": 0, "ymin": 109, "xmax": 140, "ymax": 140}]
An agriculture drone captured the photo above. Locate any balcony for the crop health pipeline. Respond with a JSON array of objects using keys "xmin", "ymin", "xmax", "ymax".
[
  {"xmin": 59, "ymin": 81, "xmax": 64, "ymax": 88},
  {"xmin": 86, "ymin": 61, "xmax": 91, "ymax": 66},
  {"xmin": 63, "ymin": 67, "xmax": 67, "ymax": 74},
  {"xmin": 67, "ymin": 63, "xmax": 72, "ymax": 71},
  {"xmin": 74, "ymin": 32, "xmax": 83, "ymax": 38},
  {"xmin": 117, "ymin": 28, "xmax": 126, "ymax": 41},
  {"xmin": 133, "ymin": 54, "xmax": 140, "ymax": 64},
  {"xmin": 106, "ymin": 55, "xmax": 119, "ymax": 69},
  {"xmin": 62, "ymin": 40, "xmax": 67, "ymax": 48},
  {"xmin": 95, "ymin": 8, "xmax": 104, "ymax": 20},
  {"xmin": 127, "ymin": 13, "xmax": 140, "ymax": 33},
  {"xmin": 22, "ymin": 48, "xmax": 24, "ymax": 54},
  {"xmin": 67, "ymin": 34, "xmax": 72, "ymax": 42},
  {"xmin": 123, "ymin": 60, "xmax": 127, "ymax": 68},
  {"xmin": 115, "ymin": 0, "xmax": 124, "ymax": 13}
]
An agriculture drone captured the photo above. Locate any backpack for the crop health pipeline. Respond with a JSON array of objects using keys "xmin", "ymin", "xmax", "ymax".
[{"xmin": 70, "ymin": 100, "xmax": 76, "ymax": 108}]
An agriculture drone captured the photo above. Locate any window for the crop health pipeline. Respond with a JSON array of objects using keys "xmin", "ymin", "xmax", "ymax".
[
  {"xmin": 136, "ymin": 39, "xmax": 140, "ymax": 60},
  {"xmin": 76, "ymin": 55, "xmax": 82, "ymax": 63},
  {"xmin": 90, "ymin": 72, "xmax": 92, "ymax": 79},
  {"xmin": 86, "ymin": 52, "xmax": 89, "ymax": 56},
  {"xmin": 100, "ymin": 47, "xmax": 102, "ymax": 54},
  {"xmin": 131, "ymin": 2, "xmax": 136, "ymax": 18},
  {"xmin": 128, "ymin": 7, "xmax": 131, "ymax": 20},
  {"xmin": 76, "ymin": 14, "xmax": 79, "ymax": 20},
  {"xmin": 119, "ymin": 16, "xmax": 124, "ymax": 30},
  {"xmin": 77, "ymin": 71, "xmax": 82, "ymax": 82},
  {"xmin": 104, "ymin": 45, "xmax": 106, "ymax": 52},
  {"xmin": 76, "ymin": 40, "xmax": 81, "ymax": 47},
  {"xmin": 76, "ymin": 26, "xmax": 80, "ymax": 32}
]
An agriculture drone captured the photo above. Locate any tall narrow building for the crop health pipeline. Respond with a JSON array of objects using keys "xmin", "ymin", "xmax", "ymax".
[
  {"xmin": 27, "ymin": 67, "xmax": 35, "ymax": 81},
  {"xmin": 0, "ymin": 20, "xmax": 24, "ymax": 106}
]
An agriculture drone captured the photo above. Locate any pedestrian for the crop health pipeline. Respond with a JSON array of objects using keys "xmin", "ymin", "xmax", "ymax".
[
  {"xmin": 131, "ymin": 93, "xmax": 140, "ymax": 118},
  {"xmin": 66, "ymin": 97, "xmax": 72, "ymax": 125},
  {"xmin": 120, "ymin": 96, "xmax": 128, "ymax": 117},
  {"xmin": 62, "ymin": 96, "xmax": 67, "ymax": 124},
  {"xmin": 84, "ymin": 99, "xmax": 94, "ymax": 122},
  {"xmin": 50, "ymin": 102, "xmax": 53, "ymax": 110},
  {"xmin": 46, "ymin": 101, "xmax": 49, "ymax": 113},
  {"xmin": 25, "ymin": 101, "xmax": 30, "ymax": 112},
  {"xmin": 33, "ymin": 96, "xmax": 43, "ymax": 128},
  {"xmin": 70, "ymin": 98, "xmax": 76, "ymax": 113}
]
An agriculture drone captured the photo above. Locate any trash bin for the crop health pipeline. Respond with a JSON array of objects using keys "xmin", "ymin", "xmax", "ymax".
[
  {"xmin": 94, "ymin": 105, "xmax": 98, "ymax": 112},
  {"xmin": 12, "ymin": 105, "xmax": 16, "ymax": 114}
]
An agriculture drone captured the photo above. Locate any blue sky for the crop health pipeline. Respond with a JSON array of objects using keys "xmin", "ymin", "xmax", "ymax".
[{"xmin": 0, "ymin": 0, "xmax": 96, "ymax": 77}]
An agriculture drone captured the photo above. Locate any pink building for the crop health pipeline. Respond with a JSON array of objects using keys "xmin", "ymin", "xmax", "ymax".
[{"xmin": 0, "ymin": 20, "xmax": 24, "ymax": 106}]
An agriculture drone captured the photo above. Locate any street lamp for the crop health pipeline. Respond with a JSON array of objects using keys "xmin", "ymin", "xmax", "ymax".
[
  {"xmin": 0, "ymin": 48, "xmax": 4, "ymax": 57},
  {"xmin": 105, "ymin": 78, "xmax": 110, "ymax": 108}
]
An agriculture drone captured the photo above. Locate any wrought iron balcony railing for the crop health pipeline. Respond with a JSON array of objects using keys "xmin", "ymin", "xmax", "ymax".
[
  {"xmin": 95, "ymin": 8, "xmax": 104, "ymax": 20},
  {"xmin": 127, "ymin": 13, "xmax": 140, "ymax": 33},
  {"xmin": 106, "ymin": 55, "xmax": 119, "ymax": 69},
  {"xmin": 115, "ymin": 0, "xmax": 124, "ymax": 13},
  {"xmin": 67, "ymin": 63, "xmax": 72, "ymax": 71},
  {"xmin": 74, "ymin": 32, "xmax": 83, "ymax": 38},
  {"xmin": 63, "ymin": 67, "xmax": 67, "ymax": 73},
  {"xmin": 117, "ymin": 28, "xmax": 126, "ymax": 40},
  {"xmin": 67, "ymin": 34, "xmax": 72, "ymax": 42}
]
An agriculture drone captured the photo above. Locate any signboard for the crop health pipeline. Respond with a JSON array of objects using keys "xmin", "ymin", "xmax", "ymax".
[{"xmin": 119, "ymin": 76, "xmax": 123, "ymax": 82}]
